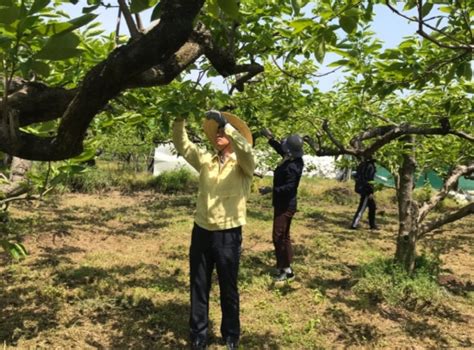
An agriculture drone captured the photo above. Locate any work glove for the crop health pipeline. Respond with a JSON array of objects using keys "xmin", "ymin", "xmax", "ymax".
[
  {"xmin": 258, "ymin": 186, "xmax": 272, "ymax": 195},
  {"xmin": 205, "ymin": 109, "xmax": 227, "ymax": 128},
  {"xmin": 260, "ymin": 128, "xmax": 274, "ymax": 140}
]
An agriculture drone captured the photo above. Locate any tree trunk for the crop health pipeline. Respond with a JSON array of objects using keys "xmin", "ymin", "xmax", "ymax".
[
  {"xmin": 394, "ymin": 136, "xmax": 419, "ymax": 273},
  {"xmin": 0, "ymin": 157, "xmax": 32, "ymax": 200}
]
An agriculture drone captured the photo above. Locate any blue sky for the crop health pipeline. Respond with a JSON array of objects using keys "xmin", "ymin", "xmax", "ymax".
[{"xmin": 62, "ymin": 2, "xmax": 419, "ymax": 91}]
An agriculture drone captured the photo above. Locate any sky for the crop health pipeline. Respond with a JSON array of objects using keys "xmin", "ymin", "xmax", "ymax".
[{"xmin": 61, "ymin": 1, "xmax": 420, "ymax": 91}]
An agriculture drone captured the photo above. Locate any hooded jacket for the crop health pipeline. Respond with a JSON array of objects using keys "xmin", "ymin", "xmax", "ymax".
[{"xmin": 269, "ymin": 139, "xmax": 304, "ymax": 210}]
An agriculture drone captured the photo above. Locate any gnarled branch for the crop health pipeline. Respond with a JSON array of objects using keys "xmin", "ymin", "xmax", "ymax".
[
  {"xmin": 418, "ymin": 162, "xmax": 474, "ymax": 222},
  {"xmin": 419, "ymin": 202, "xmax": 474, "ymax": 237}
]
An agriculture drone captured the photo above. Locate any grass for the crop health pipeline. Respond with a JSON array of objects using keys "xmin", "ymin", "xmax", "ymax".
[{"xmin": 1, "ymin": 177, "xmax": 473, "ymax": 349}]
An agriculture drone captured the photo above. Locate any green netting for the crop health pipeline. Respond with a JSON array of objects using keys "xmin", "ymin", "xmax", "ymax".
[{"xmin": 374, "ymin": 166, "xmax": 474, "ymax": 191}]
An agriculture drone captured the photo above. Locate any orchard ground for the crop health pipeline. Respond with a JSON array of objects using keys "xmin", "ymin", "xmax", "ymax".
[{"xmin": 1, "ymin": 177, "xmax": 473, "ymax": 349}]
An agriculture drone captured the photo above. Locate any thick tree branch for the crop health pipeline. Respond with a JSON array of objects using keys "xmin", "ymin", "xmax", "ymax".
[
  {"xmin": 126, "ymin": 38, "xmax": 204, "ymax": 88},
  {"xmin": 0, "ymin": 0, "xmax": 205, "ymax": 160},
  {"xmin": 0, "ymin": 157, "xmax": 32, "ymax": 200},
  {"xmin": 418, "ymin": 162, "xmax": 474, "ymax": 222},
  {"xmin": 303, "ymin": 135, "xmax": 349, "ymax": 156},
  {"xmin": 194, "ymin": 27, "xmax": 264, "ymax": 94},
  {"xmin": 322, "ymin": 120, "xmax": 358, "ymax": 156},
  {"xmin": 1, "ymin": 83, "xmax": 76, "ymax": 126},
  {"xmin": 419, "ymin": 202, "xmax": 474, "ymax": 237},
  {"xmin": 363, "ymin": 124, "xmax": 445, "ymax": 156}
]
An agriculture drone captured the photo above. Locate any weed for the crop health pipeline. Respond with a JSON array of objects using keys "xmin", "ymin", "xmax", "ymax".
[
  {"xmin": 150, "ymin": 168, "xmax": 198, "ymax": 194},
  {"xmin": 353, "ymin": 255, "xmax": 444, "ymax": 309}
]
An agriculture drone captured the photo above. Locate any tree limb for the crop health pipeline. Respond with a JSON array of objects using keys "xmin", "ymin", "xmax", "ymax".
[
  {"xmin": 418, "ymin": 202, "xmax": 474, "ymax": 237},
  {"xmin": 385, "ymin": 0, "xmax": 473, "ymax": 51},
  {"xmin": 418, "ymin": 162, "xmax": 474, "ymax": 222},
  {"xmin": 322, "ymin": 120, "xmax": 358, "ymax": 156},
  {"xmin": 0, "ymin": 0, "xmax": 206, "ymax": 160},
  {"xmin": 117, "ymin": 0, "xmax": 141, "ymax": 39}
]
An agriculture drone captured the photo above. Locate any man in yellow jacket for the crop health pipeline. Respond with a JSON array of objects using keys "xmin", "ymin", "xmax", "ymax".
[{"xmin": 173, "ymin": 110, "xmax": 255, "ymax": 350}]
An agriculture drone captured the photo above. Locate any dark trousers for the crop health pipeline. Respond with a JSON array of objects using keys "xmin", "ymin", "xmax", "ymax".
[
  {"xmin": 272, "ymin": 208, "xmax": 296, "ymax": 269},
  {"xmin": 189, "ymin": 223, "xmax": 242, "ymax": 343},
  {"xmin": 351, "ymin": 194, "xmax": 376, "ymax": 228}
]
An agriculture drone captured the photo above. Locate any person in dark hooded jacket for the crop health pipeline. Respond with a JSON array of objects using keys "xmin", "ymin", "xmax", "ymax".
[
  {"xmin": 259, "ymin": 129, "xmax": 304, "ymax": 281},
  {"xmin": 350, "ymin": 158, "xmax": 378, "ymax": 230}
]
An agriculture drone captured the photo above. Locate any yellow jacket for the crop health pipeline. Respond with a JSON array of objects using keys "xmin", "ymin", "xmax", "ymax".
[{"xmin": 172, "ymin": 120, "xmax": 255, "ymax": 231}]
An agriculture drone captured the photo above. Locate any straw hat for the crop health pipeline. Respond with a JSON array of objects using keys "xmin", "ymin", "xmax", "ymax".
[{"xmin": 203, "ymin": 111, "xmax": 253, "ymax": 148}]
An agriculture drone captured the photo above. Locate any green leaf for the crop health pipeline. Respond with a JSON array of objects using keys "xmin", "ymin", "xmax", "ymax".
[
  {"xmin": 289, "ymin": 19, "xmax": 314, "ymax": 34},
  {"xmin": 421, "ymin": 2, "xmax": 433, "ymax": 17},
  {"xmin": 37, "ymin": 13, "xmax": 98, "ymax": 36},
  {"xmin": 0, "ymin": 34, "xmax": 13, "ymax": 49},
  {"xmin": 314, "ymin": 39, "xmax": 326, "ymax": 64},
  {"xmin": 35, "ymin": 32, "xmax": 83, "ymax": 60},
  {"xmin": 217, "ymin": 0, "xmax": 240, "ymax": 21},
  {"xmin": 206, "ymin": 0, "xmax": 219, "ymax": 18},
  {"xmin": 13, "ymin": 243, "xmax": 28, "ymax": 256},
  {"xmin": 130, "ymin": 0, "xmax": 158, "ymax": 14},
  {"xmin": 403, "ymin": 0, "xmax": 416, "ymax": 10},
  {"xmin": 462, "ymin": 62, "xmax": 472, "ymax": 81},
  {"xmin": 70, "ymin": 148, "xmax": 96, "ymax": 163},
  {"xmin": 302, "ymin": 36, "xmax": 317, "ymax": 53},
  {"xmin": 0, "ymin": 5, "xmax": 19, "ymax": 25},
  {"xmin": 82, "ymin": 4, "xmax": 100, "ymax": 13},
  {"xmin": 29, "ymin": 0, "xmax": 50, "ymax": 14},
  {"xmin": 30, "ymin": 60, "xmax": 51, "ymax": 76},
  {"xmin": 339, "ymin": 15, "xmax": 358, "ymax": 34},
  {"xmin": 438, "ymin": 6, "xmax": 451, "ymax": 13},
  {"xmin": 327, "ymin": 59, "xmax": 350, "ymax": 67},
  {"xmin": 150, "ymin": 2, "xmax": 162, "ymax": 21},
  {"xmin": 363, "ymin": 0, "xmax": 373, "ymax": 21},
  {"xmin": 56, "ymin": 164, "xmax": 86, "ymax": 174},
  {"xmin": 291, "ymin": 0, "xmax": 301, "ymax": 15}
]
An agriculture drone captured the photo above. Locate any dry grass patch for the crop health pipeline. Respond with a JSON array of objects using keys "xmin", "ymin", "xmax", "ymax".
[{"xmin": 1, "ymin": 178, "xmax": 473, "ymax": 349}]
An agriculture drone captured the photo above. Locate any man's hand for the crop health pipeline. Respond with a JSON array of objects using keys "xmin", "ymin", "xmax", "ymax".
[
  {"xmin": 258, "ymin": 186, "xmax": 272, "ymax": 195},
  {"xmin": 205, "ymin": 110, "xmax": 227, "ymax": 128},
  {"xmin": 260, "ymin": 128, "xmax": 274, "ymax": 140}
]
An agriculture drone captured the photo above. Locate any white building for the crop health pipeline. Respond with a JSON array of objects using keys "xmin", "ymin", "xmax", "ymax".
[{"xmin": 153, "ymin": 144, "xmax": 339, "ymax": 178}]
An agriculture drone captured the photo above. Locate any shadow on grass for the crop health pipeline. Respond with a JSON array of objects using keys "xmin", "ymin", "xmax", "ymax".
[
  {"xmin": 303, "ymin": 208, "xmax": 394, "ymax": 236},
  {"xmin": 15, "ymin": 203, "xmax": 176, "ymax": 240},
  {"xmin": 323, "ymin": 306, "xmax": 381, "ymax": 346},
  {"xmin": 108, "ymin": 300, "xmax": 189, "ymax": 349},
  {"xmin": 30, "ymin": 245, "xmax": 85, "ymax": 268},
  {"xmin": 0, "ymin": 284, "xmax": 61, "ymax": 345},
  {"xmin": 247, "ymin": 208, "xmax": 273, "ymax": 221}
]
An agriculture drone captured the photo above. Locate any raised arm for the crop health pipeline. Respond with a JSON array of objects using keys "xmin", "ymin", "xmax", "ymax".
[
  {"xmin": 224, "ymin": 124, "xmax": 256, "ymax": 177},
  {"xmin": 268, "ymin": 138, "xmax": 286, "ymax": 157},
  {"xmin": 172, "ymin": 119, "xmax": 206, "ymax": 172}
]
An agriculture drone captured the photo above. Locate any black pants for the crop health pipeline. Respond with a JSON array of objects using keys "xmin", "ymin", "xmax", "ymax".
[
  {"xmin": 351, "ymin": 193, "xmax": 376, "ymax": 228},
  {"xmin": 189, "ymin": 223, "xmax": 242, "ymax": 343},
  {"xmin": 272, "ymin": 208, "xmax": 296, "ymax": 269}
]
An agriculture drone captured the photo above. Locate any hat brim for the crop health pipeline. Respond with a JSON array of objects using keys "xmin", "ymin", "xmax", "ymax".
[{"xmin": 203, "ymin": 112, "xmax": 253, "ymax": 148}]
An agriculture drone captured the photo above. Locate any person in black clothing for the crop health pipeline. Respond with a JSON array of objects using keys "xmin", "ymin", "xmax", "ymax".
[
  {"xmin": 350, "ymin": 158, "xmax": 378, "ymax": 230},
  {"xmin": 259, "ymin": 128, "xmax": 304, "ymax": 281}
]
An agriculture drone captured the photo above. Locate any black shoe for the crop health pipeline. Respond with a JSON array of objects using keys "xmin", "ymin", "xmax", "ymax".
[
  {"xmin": 273, "ymin": 269, "xmax": 295, "ymax": 282},
  {"xmin": 225, "ymin": 337, "xmax": 239, "ymax": 350},
  {"xmin": 370, "ymin": 225, "xmax": 379, "ymax": 230},
  {"xmin": 349, "ymin": 225, "xmax": 357, "ymax": 230},
  {"xmin": 190, "ymin": 340, "xmax": 207, "ymax": 350}
]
